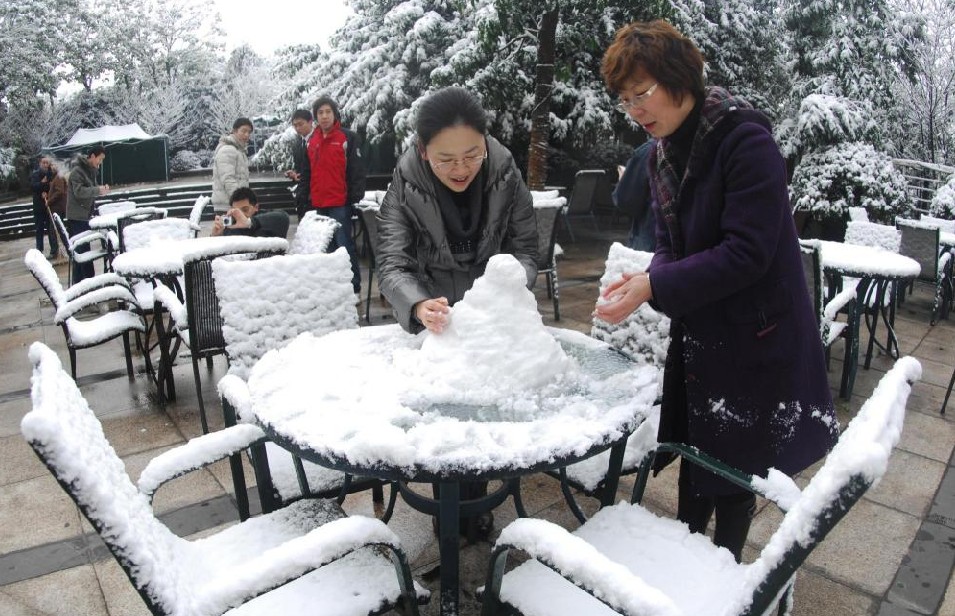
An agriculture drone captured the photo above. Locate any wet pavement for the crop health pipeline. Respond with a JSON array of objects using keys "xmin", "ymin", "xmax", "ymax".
[{"xmin": 1, "ymin": 214, "xmax": 955, "ymax": 616}]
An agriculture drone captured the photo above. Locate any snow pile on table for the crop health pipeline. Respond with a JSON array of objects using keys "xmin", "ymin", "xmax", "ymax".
[{"xmin": 398, "ymin": 254, "xmax": 572, "ymax": 404}]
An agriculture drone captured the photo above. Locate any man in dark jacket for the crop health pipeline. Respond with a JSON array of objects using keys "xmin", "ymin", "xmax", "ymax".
[
  {"xmin": 285, "ymin": 109, "xmax": 313, "ymax": 220},
  {"xmin": 211, "ymin": 186, "xmax": 289, "ymax": 239},
  {"xmin": 613, "ymin": 139, "xmax": 656, "ymax": 251},
  {"xmin": 307, "ymin": 96, "xmax": 366, "ymax": 292},
  {"xmin": 66, "ymin": 146, "xmax": 110, "ymax": 283},
  {"xmin": 30, "ymin": 156, "xmax": 57, "ymax": 257}
]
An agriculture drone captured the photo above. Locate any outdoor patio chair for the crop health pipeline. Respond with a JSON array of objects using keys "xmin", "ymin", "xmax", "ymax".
[
  {"xmin": 920, "ymin": 213, "xmax": 955, "ymax": 234},
  {"xmin": 96, "ymin": 200, "xmax": 137, "ymax": 216},
  {"xmin": 188, "ymin": 195, "xmax": 211, "ymax": 236},
  {"xmin": 481, "ymin": 356, "xmax": 920, "ymax": 616},
  {"xmin": 844, "ymin": 220, "xmax": 901, "ymax": 253},
  {"xmin": 213, "ymin": 249, "xmax": 388, "ymax": 520},
  {"xmin": 51, "ymin": 212, "xmax": 110, "ymax": 286},
  {"xmin": 22, "ymin": 342, "xmax": 429, "ymax": 616},
  {"xmin": 288, "ymin": 209, "xmax": 339, "ymax": 255},
  {"xmin": 357, "ymin": 204, "xmax": 382, "ymax": 322},
  {"xmin": 116, "ymin": 207, "xmax": 168, "ymax": 253},
  {"xmin": 799, "ymin": 240, "xmax": 860, "ymax": 399},
  {"xmin": 547, "ymin": 243, "xmax": 668, "ymax": 522},
  {"xmin": 24, "ymin": 249, "xmax": 146, "ymax": 381},
  {"xmin": 153, "ymin": 244, "xmax": 286, "ymax": 434},
  {"xmin": 562, "ymin": 169, "xmax": 605, "ymax": 241},
  {"xmin": 898, "ymin": 218, "xmax": 953, "ymax": 324},
  {"xmin": 534, "ymin": 199, "xmax": 566, "ymax": 320}
]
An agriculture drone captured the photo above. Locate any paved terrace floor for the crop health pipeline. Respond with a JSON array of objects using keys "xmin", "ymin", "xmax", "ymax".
[{"xmin": 1, "ymin": 215, "xmax": 954, "ymax": 616}]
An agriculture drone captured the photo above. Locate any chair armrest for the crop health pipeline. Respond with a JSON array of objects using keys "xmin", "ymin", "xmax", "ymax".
[
  {"xmin": 152, "ymin": 282, "xmax": 188, "ymax": 330},
  {"xmin": 750, "ymin": 468, "xmax": 802, "ymax": 512},
  {"xmin": 491, "ymin": 518, "xmax": 680, "ymax": 616},
  {"xmin": 63, "ymin": 273, "xmax": 131, "ymax": 302},
  {"xmin": 218, "ymin": 374, "xmax": 253, "ymax": 422},
  {"xmin": 68, "ymin": 229, "xmax": 107, "ymax": 250},
  {"xmin": 823, "ymin": 287, "xmax": 857, "ymax": 321},
  {"xmin": 106, "ymin": 230, "xmax": 119, "ymax": 253},
  {"xmin": 54, "ymin": 284, "xmax": 139, "ymax": 324},
  {"xmin": 137, "ymin": 423, "xmax": 266, "ymax": 498},
  {"xmin": 655, "ymin": 442, "xmax": 756, "ymax": 493},
  {"xmin": 195, "ymin": 516, "xmax": 406, "ymax": 615},
  {"xmin": 938, "ymin": 251, "xmax": 952, "ymax": 279}
]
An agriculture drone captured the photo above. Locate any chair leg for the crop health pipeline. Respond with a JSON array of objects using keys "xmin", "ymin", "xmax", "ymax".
[
  {"xmin": 191, "ymin": 356, "xmax": 210, "ymax": 434},
  {"xmin": 942, "ymin": 365, "xmax": 955, "ymax": 415},
  {"xmin": 550, "ymin": 265, "xmax": 560, "ymax": 321},
  {"xmin": 69, "ymin": 347, "xmax": 78, "ymax": 381},
  {"xmin": 122, "ymin": 332, "xmax": 134, "ymax": 379},
  {"xmin": 364, "ymin": 266, "xmax": 374, "ymax": 323}
]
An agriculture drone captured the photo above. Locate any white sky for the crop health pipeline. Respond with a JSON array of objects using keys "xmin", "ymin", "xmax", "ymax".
[{"xmin": 213, "ymin": 0, "xmax": 354, "ymax": 56}]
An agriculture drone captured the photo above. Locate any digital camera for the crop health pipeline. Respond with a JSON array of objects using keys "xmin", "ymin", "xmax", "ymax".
[{"xmin": 221, "ymin": 215, "xmax": 234, "ymax": 227}]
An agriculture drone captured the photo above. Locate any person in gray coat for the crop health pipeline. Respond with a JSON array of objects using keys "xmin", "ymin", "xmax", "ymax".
[
  {"xmin": 377, "ymin": 86, "xmax": 538, "ymax": 336},
  {"xmin": 66, "ymin": 145, "xmax": 110, "ymax": 283},
  {"xmin": 211, "ymin": 117, "xmax": 252, "ymax": 212},
  {"xmin": 376, "ymin": 86, "xmax": 538, "ymax": 539}
]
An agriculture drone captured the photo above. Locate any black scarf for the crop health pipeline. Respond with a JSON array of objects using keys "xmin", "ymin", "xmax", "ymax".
[{"xmin": 433, "ymin": 169, "xmax": 484, "ymax": 245}]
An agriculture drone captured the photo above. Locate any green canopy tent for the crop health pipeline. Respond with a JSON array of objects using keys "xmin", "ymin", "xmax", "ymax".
[{"xmin": 46, "ymin": 124, "xmax": 169, "ymax": 185}]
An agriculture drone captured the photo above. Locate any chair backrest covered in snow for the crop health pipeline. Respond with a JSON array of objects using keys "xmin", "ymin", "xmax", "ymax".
[
  {"xmin": 213, "ymin": 248, "xmax": 359, "ymax": 380},
  {"xmin": 288, "ymin": 210, "xmax": 340, "ymax": 255}
]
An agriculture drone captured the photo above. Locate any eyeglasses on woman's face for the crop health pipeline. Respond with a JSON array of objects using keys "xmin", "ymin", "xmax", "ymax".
[
  {"xmin": 429, "ymin": 150, "xmax": 488, "ymax": 173},
  {"xmin": 616, "ymin": 83, "xmax": 658, "ymax": 113}
]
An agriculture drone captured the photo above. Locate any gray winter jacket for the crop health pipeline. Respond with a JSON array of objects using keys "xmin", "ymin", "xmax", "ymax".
[
  {"xmin": 211, "ymin": 134, "xmax": 250, "ymax": 210},
  {"xmin": 377, "ymin": 135, "xmax": 538, "ymax": 333},
  {"xmin": 65, "ymin": 155, "xmax": 101, "ymax": 221}
]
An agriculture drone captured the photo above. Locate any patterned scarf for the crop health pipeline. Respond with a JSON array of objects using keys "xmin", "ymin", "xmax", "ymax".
[{"xmin": 651, "ymin": 86, "xmax": 754, "ymax": 257}]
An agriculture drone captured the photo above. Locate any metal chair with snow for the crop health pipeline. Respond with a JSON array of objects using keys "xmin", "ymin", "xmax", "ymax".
[
  {"xmin": 50, "ymin": 212, "xmax": 110, "ymax": 285},
  {"xmin": 798, "ymin": 240, "xmax": 860, "ymax": 399},
  {"xmin": 22, "ymin": 342, "xmax": 428, "ymax": 616},
  {"xmin": 562, "ymin": 169, "xmax": 605, "ymax": 241},
  {"xmin": 481, "ymin": 356, "xmax": 920, "ymax": 616},
  {"xmin": 24, "ymin": 248, "xmax": 146, "ymax": 381},
  {"xmin": 213, "ymin": 248, "xmax": 389, "ymax": 521},
  {"xmin": 897, "ymin": 218, "xmax": 953, "ymax": 324},
  {"xmin": 288, "ymin": 209, "xmax": 340, "ymax": 255},
  {"xmin": 546, "ymin": 242, "xmax": 668, "ymax": 522},
  {"xmin": 533, "ymin": 196, "xmax": 566, "ymax": 320}
]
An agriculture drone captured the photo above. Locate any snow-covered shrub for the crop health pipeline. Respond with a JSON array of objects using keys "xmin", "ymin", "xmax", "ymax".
[
  {"xmin": 0, "ymin": 147, "xmax": 16, "ymax": 190},
  {"xmin": 251, "ymin": 127, "xmax": 295, "ymax": 172},
  {"xmin": 169, "ymin": 150, "xmax": 204, "ymax": 172},
  {"xmin": 929, "ymin": 175, "xmax": 955, "ymax": 219},
  {"xmin": 790, "ymin": 142, "xmax": 913, "ymax": 224},
  {"xmin": 777, "ymin": 94, "xmax": 873, "ymax": 159}
]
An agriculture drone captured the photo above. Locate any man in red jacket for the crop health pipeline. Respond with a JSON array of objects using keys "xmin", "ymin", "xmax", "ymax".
[{"xmin": 308, "ymin": 96, "xmax": 366, "ymax": 292}]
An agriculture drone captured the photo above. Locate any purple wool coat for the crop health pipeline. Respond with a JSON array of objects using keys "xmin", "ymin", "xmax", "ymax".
[{"xmin": 647, "ymin": 106, "xmax": 838, "ymax": 495}]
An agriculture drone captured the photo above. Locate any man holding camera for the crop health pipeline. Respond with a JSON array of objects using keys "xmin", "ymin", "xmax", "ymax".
[{"xmin": 211, "ymin": 187, "xmax": 289, "ymax": 239}]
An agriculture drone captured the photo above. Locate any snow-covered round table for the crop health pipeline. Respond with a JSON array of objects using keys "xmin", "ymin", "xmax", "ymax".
[
  {"xmin": 817, "ymin": 241, "xmax": 920, "ymax": 396},
  {"xmin": 246, "ymin": 324, "xmax": 658, "ymax": 616}
]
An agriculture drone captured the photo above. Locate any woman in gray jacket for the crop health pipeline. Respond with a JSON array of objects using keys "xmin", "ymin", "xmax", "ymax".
[
  {"xmin": 377, "ymin": 86, "xmax": 538, "ymax": 539},
  {"xmin": 377, "ymin": 87, "xmax": 538, "ymax": 335}
]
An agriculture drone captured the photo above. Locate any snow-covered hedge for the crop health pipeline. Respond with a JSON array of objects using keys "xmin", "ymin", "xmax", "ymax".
[
  {"xmin": 790, "ymin": 142, "xmax": 913, "ymax": 224},
  {"xmin": 929, "ymin": 175, "xmax": 955, "ymax": 219},
  {"xmin": 169, "ymin": 150, "xmax": 204, "ymax": 172},
  {"xmin": 251, "ymin": 127, "xmax": 294, "ymax": 172}
]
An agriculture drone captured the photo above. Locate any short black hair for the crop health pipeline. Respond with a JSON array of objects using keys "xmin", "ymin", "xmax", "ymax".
[
  {"xmin": 87, "ymin": 145, "xmax": 106, "ymax": 157},
  {"xmin": 290, "ymin": 109, "xmax": 313, "ymax": 123},
  {"xmin": 415, "ymin": 87, "xmax": 487, "ymax": 146},
  {"xmin": 311, "ymin": 96, "xmax": 340, "ymax": 123},
  {"xmin": 229, "ymin": 186, "xmax": 258, "ymax": 206},
  {"xmin": 232, "ymin": 117, "xmax": 253, "ymax": 131}
]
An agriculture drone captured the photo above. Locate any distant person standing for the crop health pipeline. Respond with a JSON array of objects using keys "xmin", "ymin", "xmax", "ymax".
[
  {"xmin": 30, "ymin": 156, "xmax": 56, "ymax": 258},
  {"xmin": 307, "ymin": 96, "xmax": 366, "ymax": 292},
  {"xmin": 613, "ymin": 139, "xmax": 656, "ymax": 251},
  {"xmin": 46, "ymin": 162, "xmax": 68, "ymax": 259},
  {"xmin": 285, "ymin": 109, "xmax": 314, "ymax": 220},
  {"xmin": 211, "ymin": 117, "xmax": 252, "ymax": 212},
  {"xmin": 66, "ymin": 145, "xmax": 110, "ymax": 283}
]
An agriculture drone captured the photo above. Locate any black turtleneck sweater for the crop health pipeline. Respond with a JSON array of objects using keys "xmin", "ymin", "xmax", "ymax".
[{"xmin": 665, "ymin": 98, "xmax": 704, "ymax": 181}]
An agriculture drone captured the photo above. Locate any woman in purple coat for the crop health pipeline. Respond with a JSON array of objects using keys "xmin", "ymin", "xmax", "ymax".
[{"xmin": 594, "ymin": 21, "xmax": 838, "ymax": 562}]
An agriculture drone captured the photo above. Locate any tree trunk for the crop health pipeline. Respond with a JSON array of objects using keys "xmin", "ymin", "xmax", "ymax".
[{"xmin": 526, "ymin": 8, "xmax": 559, "ymax": 191}]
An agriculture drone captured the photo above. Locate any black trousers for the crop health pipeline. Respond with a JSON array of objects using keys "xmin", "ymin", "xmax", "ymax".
[{"xmin": 677, "ymin": 462, "xmax": 756, "ymax": 563}]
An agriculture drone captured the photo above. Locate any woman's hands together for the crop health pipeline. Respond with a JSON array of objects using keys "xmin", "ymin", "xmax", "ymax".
[
  {"xmin": 415, "ymin": 297, "xmax": 450, "ymax": 334},
  {"xmin": 592, "ymin": 272, "xmax": 653, "ymax": 324}
]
